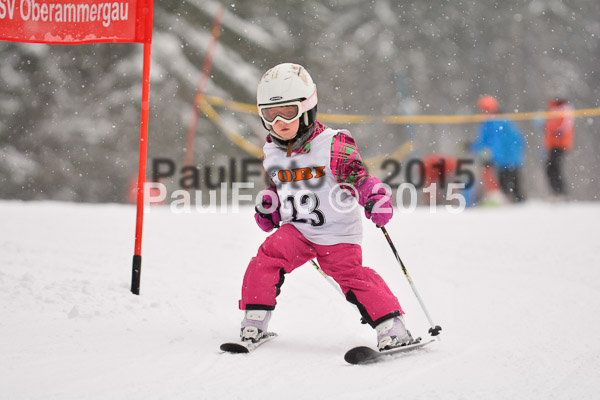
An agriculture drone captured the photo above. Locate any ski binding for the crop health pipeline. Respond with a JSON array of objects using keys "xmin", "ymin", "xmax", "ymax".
[
  {"xmin": 344, "ymin": 337, "xmax": 438, "ymax": 365},
  {"xmin": 220, "ymin": 332, "xmax": 278, "ymax": 353}
]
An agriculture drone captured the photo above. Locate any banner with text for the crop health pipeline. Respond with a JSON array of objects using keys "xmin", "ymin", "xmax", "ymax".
[{"xmin": 0, "ymin": 0, "xmax": 152, "ymax": 44}]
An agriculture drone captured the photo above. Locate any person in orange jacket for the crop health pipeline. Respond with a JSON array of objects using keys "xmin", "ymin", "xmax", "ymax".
[{"xmin": 544, "ymin": 98, "xmax": 574, "ymax": 196}]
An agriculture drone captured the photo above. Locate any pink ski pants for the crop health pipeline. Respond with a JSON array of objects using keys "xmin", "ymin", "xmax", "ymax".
[{"xmin": 239, "ymin": 223, "xmax": 403, "ymax": 327}]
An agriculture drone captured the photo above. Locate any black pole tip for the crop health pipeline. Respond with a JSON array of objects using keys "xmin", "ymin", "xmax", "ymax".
[
  {"xmin": 131, "ymin": 255, "xmax": 142, "ymax": 295},
  {"xmin": 428, "ymin": 325, "xmax": 442, "ymax": 336}
]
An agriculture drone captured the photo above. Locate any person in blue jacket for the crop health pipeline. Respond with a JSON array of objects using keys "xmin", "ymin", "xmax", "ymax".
[{"xmin": 470, "ymin": 95, "xmax": 526, "ymax": 202}]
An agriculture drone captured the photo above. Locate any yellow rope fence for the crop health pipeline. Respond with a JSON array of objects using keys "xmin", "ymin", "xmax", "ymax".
[
  {"xmin": 204, "ymin": 95, "xmax": 600, "ymax": 125},
  {"xmin": 198, "ymin": 95, "xmax": 599, "ymax": 171}
]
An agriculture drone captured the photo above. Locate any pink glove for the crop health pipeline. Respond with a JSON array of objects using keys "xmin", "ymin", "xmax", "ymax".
[
  {"xmin": 364, "ymin": 195, "xmax": 393, "ymax": 227},
  {"xmin": 356, "ymin": 177, "xmax": 393, "ymax": 227},
  {"xmin": 255, "ymin": 186, "xmax": 281, "ymax": 232}
]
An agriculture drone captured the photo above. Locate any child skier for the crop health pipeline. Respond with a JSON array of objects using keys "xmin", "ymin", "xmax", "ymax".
[{"xmin": 238, "ymin": 63, "xmax": 414, "ymax": 351}]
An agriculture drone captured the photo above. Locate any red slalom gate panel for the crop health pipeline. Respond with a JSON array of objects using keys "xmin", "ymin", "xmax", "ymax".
[{"xmin": 0, "ymin": 0, "xmax": 153, "ymax": 44}]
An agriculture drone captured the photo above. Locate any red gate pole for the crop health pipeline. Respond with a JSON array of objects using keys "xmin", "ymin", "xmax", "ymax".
[
  {"xmin": 184, "ymin": 3, "xmax": 226, "ymax": 167},
  {"xmin": 131, "ymin": 41, "xmax": 153, "ymax": 295}
]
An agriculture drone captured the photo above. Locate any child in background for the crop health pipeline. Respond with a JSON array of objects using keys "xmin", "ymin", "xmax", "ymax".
[
  {"xmin": 470, "ymin": 95, "xmax": 526, "ymax": 203},
  {"xmin": 236, "ymin": 63, "xmax": 415, "ymax": 351}
]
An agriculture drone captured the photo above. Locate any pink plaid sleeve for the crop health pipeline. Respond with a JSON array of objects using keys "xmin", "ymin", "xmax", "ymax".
[{"xmin": 330, "ymin": 132, "xmax": 369, "ymax": 185}]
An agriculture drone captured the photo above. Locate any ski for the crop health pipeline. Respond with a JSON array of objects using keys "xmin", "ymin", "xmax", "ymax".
[
  {"xmin": 344, "ymin": 337, "xmax": 438, "ymax": 365},
  {"xmin": 220, "ymin": 332, "xmax": 278, "ymax": 354}
]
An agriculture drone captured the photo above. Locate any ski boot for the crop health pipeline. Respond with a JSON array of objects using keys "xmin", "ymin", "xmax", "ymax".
[
  {"xmin": 240, "ymin": 310, "xmax": 271, "ymax": 343},
  {"xmin": 376, "ymin": 315, "xmax": 416, "ymax": 351}
]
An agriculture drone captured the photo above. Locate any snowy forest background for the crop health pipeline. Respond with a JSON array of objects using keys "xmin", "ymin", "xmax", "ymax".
[{"xmin": 1, "ymin": 0, "xmax": 599, "ymax": 203}]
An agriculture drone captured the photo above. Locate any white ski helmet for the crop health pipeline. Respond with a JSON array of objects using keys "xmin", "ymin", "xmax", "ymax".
[{"xmin": 257, "ymin": 63, "xmax": 318, "ymax": 139}]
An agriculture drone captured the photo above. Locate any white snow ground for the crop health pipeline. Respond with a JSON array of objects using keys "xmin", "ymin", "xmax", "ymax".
[{"xmin": 1, "ymin": 200, "xmax": 599, "ymax": 400}]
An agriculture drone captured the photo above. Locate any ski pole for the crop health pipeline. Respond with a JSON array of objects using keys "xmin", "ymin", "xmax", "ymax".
[
  {"xmin": 366, "ymin": 201, "xmax": 442, "ymax": 336},
  {"xmin": 267, "ymin": 217, "xmax": 345, "ymax": 298},
  {"xmin": 310, "ymin": 259, "xmax": 345, "ymax": 297},
  {"xmin": 310, "ymin": 260, "xmax": 361, "ymax": 315},
  {"xmin": 380, "ymin": 226, "xmax": 442, "ymax": 336}
]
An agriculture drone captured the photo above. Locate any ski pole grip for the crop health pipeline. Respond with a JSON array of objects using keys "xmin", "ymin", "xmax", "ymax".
[{"xmin": 365, "ymin": 199, "xmax": 375, "ymax": 213}]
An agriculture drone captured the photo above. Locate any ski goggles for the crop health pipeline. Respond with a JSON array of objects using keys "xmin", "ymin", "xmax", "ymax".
[{"xmin": 258, "ymin": 91, "xmax": 317, "ymax": 125}]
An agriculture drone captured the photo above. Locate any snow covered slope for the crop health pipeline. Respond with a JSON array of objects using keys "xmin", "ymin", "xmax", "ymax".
[{"xmin": 1, "ymin": 201, "xmax": 599, "ymax": 399}]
